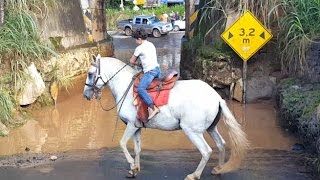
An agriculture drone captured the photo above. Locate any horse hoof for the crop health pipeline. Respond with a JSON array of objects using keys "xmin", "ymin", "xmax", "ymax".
[
  {"xmin": 184, "ymin": 174, "xmax": 196, "ymax": 180},
  {"xmin": 125, "ymin": 169, "xmax": 138, "ymax": 178},
  {"xmin": 211, "ymin": 167, "xmax": 221, "ymax": 175}
]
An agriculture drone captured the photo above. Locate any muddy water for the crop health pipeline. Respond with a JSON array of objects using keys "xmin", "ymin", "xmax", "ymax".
[{"xmin": 0, "ymin": 74, "xmax": 296, "ymax": 156}]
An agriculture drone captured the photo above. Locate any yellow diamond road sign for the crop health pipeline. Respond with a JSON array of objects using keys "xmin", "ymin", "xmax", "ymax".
[{"xmin": 221, "ymin": 11, "xmax": 273, "ymax": 61}]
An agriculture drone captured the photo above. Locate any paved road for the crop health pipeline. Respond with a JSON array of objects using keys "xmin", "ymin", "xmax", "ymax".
[
  {"xmin": 111, "ymin": 31, "xmax": 185, "ymax": 72},
  {"xmin": 0, "ymin": 148, "xmax": 312, "ymax": 180}
]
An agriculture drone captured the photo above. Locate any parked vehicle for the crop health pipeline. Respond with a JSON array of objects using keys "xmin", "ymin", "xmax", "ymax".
[
  {"xmin": 172, "ymin": 19, "xmax": 185, "ymax": 31},
  {"xmin": 116, "ymin": 15, "xmax": 173, "ymax": 38},
  {"xmin": 162, "ymin": 0, "xmax": 185, "ymax": 6}
]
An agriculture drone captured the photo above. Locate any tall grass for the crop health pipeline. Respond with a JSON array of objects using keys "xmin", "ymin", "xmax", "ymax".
[
  {"xmin": 278, "ymin": 0, "xmax": 320, "ymax": 75},
  {"xmin": 0, "ymin": 0, "xmax": 56, "ymax": 125},
  {"xmin": 0, "ymin": 0, "xmax": 56, "ymax": 93},
  {"xmin": 0, "ymin": 89, "xmax": 14, "ymax": 125}
]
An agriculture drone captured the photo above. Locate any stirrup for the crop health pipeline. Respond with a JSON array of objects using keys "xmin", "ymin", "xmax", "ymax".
[
  {"xmin": 134, "ymin": 120, "xmax": 143, "ymax": 128},
  {"xmin": 148, "ymin": 106, "xmax": 160, "ymax": 119}
]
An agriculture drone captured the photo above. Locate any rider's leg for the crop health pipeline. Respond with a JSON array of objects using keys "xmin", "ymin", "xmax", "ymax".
[{"xmin": 137, "ymin": 67, "xmax": 161, "ymax": 119}]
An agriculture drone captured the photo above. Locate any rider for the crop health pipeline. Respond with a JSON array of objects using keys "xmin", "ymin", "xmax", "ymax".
[{"xmin": 130, "ymin": 28, "xmax": 161, "ymax": 120}]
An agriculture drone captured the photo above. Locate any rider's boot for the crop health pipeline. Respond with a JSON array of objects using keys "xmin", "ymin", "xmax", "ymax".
[{"xmin": 148, "ymin": 106, "xmax": 160, "ymax": 119}]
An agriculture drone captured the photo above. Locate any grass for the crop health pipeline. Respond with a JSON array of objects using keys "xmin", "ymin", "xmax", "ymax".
[
  {"xmin": 277, "ymin": 0, "xmax": 320, "ymax": 75},
  {"xmin": 0, "ymin": 89, "xmax": 14, "ymax": 125},
  {"xmin": 0, "ymin": 0, "xmax": 57, "ymax": 93},
  {"xmin": 0, "ymin": 0, "xmax": 57, "ymax": 126}
]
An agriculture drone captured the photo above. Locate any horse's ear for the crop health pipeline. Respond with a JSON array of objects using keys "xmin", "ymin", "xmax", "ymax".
[{"xmin": 92, "ymin": 54, "xmax": 97, "ymax": 61}]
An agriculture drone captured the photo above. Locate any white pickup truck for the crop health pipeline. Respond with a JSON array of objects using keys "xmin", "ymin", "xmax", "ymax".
[{"xmin": 116, "ymin": 15, "xmax": 173, "ymax": 38}]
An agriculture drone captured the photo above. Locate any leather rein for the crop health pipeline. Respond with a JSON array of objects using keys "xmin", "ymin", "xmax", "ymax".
[{"xmin": 85, "ymin": 58, "xmax": 135, "ymax": 111}]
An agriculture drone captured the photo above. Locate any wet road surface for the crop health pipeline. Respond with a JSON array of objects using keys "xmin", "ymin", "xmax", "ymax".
[
  {"xmin": 0, "ymin": 149, "xmax": 311, "ymax": 180},
  {"xmin": 111, "ymin": 31, "xmax": 183, "ymax": 72}
]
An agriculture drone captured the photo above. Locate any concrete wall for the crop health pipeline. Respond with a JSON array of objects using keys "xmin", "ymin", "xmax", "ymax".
[
  {"xmin": 305, "ymin": 40, "xmax": 320, "ymax": 83},
  {"xmin": 37, "ymin": 0, "xmax": 88, "ymax": 49}
]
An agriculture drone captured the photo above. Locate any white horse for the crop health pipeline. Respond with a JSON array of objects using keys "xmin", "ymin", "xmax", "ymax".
[{"xmin": 83, "ymin": 55, "xmax": 249, "ymax": 180}]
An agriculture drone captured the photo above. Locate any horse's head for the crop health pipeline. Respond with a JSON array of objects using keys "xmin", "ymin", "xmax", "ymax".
[{"xmin": 83, "ymin": 54, "xmax": 104, "ymax": 100}]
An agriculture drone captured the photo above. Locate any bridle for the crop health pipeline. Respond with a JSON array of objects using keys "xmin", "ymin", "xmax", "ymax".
[
  {"xmin": 85, "ymin": 57, "xmax": 143, "ymax": 138},
  {"xmin": 85, "ymin": 58, "xmax": 127, "ymax": 95},
  {"xmin": 85, "ymin": 57, "xmax": 140, "ymax": 139}
]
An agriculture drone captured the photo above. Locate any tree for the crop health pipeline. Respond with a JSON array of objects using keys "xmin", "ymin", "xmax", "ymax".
[
  {"xmin": 0, "ymin": 0, "xmax": 4, "ymax": 27},
  {"xmin": 90, "ymin": 0, "xmax": 107, "ymax": 42}
]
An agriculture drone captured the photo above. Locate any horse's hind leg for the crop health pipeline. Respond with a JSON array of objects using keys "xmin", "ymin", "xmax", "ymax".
[
  {"xmin": 207, "ymin": 126, "xmax": 226, "ymax": 174},
  {"xmin": 182, "ymin": 129, "xmax": 212, "ymax": 180},
  {"xmin": 120, "ymin": 124, "xmax": 139, "ymax": 177},
  {"xmin": 133, "ymin": 128, "xmax": 141, "ymax": 171}
]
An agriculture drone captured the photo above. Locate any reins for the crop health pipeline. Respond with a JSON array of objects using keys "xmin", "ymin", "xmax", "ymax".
[
  {"xmin": 87, "ymin": 57, "xmax": 139, "ymax": 141},
  {"xmin": 85, "ymin": 57, "xmax": 131, "ymax": 111},
  {"xmin": 97, "ymin": 64, "xmax": 131, "ymax": 112}
]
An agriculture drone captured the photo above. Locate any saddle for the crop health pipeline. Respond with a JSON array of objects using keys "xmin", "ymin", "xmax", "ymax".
[{"xmin": 133, "ymin": 71, "xmax": 179, "ymax": 123}]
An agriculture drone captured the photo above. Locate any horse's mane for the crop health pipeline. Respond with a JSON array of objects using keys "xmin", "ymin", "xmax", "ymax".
[{"xmin": 100, "ymin": 57, "xmax": 137, "ymax": 75}]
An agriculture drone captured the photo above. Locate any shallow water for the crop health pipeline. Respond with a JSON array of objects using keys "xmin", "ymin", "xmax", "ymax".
[{"xmin": 0, "ymin": 74, "xmax": 296, "ymax": 156}]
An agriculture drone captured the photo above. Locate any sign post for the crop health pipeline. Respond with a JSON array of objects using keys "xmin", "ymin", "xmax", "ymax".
[{"xmin": 221, "ymin": 11, "xmax": 273, "ymax": 103}]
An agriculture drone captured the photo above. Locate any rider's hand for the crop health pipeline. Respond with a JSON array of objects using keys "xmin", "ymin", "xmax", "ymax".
[
  {"xmin": 129, "ymin": 61, "xmax": 138, "ymax": 67},
  {"xmin": 132, "ymin": 61, "xmax": 141, "ymax": 67}
]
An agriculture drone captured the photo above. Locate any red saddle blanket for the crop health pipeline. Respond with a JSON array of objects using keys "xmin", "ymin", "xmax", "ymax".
[{"xmin": 133, "ymin": 71, "xmax": 178, "ymax": 123}]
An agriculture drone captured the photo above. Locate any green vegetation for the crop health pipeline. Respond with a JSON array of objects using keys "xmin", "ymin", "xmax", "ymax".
[
  {"xmin": 275, "ymin": 1, "xmax": 320, "ymax": 175},
  {"xmin": 277, "ymin": 0, "xmax": 320, "ymax": 75},
  {"xmin": 196, "ymin": 41, "xmax": 235, "ymax": 59},
  {"xmin": 278, "ymin": 78, "xmax": 320, "ymax": 176},
  {"xmin": 279, "ymin": 79, "xmax": 320, "ymax": 127},
  {"xmin": 187, "ymin": 0, "xmax": 320, "ymax": 77},
  {"xmin": 0, "ymin": 0, "xmax": 57, "ymax": 126},
  {"xmin": 0, "ymin": 89, "xmax": 14, "ymax": 125},
  {"xmin": 0, "ymin": 0, "xmax": 56, "ymax": 90},
  {"xmin": 106, "ymin": 5, "xmax": 185, "ymax": 30}
]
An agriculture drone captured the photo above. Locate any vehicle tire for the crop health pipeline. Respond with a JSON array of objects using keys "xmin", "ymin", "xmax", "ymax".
[
  {"xmin": 125, "ymin": 27, "xmax": 132, "ymax": 36},
  {"xmin": 152, "ymin": 29, "xmax": 161, "ymax": 38},
  {"xmin": 173, "ymin": 25, "xmax": 180, "ymax": 32}
]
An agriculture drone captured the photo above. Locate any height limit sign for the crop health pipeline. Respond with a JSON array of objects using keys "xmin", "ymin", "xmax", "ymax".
[{"xmin": 221, "ymin": 11, "xmax": 273, "ymax": 61}]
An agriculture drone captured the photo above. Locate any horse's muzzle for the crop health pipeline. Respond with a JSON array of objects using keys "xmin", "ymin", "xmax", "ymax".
[
  {"xmin": 83, "ymin": 94, "xmax": 92, "ymax": 101},
  {"xmin": 83, "ymin": 90, "xmax": 94, "ymax": 101}
]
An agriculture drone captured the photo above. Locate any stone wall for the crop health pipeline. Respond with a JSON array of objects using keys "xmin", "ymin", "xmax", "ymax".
[
  {"xmin": 305, "ymin": 40, "xmax": 320, "ymax": 83},
  {"xmin": 37, "ymin": 0, "xmax": 89, "ymax": 49},
  {"xmin": 42, "ymin": 47, "xmax": 98, "ymax": 79}
]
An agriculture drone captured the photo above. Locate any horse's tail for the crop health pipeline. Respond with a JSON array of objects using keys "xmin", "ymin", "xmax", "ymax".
[{"xmin": 217, "ymin": 99, "xmax": 250, "ymax": 174}]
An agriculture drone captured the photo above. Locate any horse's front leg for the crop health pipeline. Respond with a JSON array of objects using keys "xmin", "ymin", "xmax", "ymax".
[
  {"xmin": 119, "ymin": 123, "xmax": 139, "ymax": 177},
  {"xmin": 133, "ymin": 128, "xmax": 141, "ymax": 172}
]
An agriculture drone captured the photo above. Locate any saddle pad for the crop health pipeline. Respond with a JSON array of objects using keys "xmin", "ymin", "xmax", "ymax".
[
  {"xmin": 133, "ymin": 90, "xmax": 170, "ymax": 122},
  {"xmin": 132, "ymin": 71, "xmax": 178, "ymax": 123}
]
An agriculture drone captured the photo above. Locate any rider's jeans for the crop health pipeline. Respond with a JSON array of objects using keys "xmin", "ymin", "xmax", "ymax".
[{"xmin": 137, "ymin": 67, "xmax": 161, "ymax": 107}]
